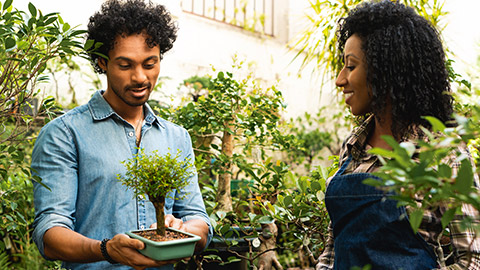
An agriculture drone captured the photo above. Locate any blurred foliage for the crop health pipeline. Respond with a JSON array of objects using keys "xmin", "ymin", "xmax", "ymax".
[
  {"xmin": 286, "ymin": 106, "xmax": 350, "ymax": 172},
  {"xmin": 289, "ymin": 0, "xmax": 448, "ymax": 80},
  {"xmin": 0, "ymin": 0, "xmax": 94, "ymax": 268},
  {"xmin": 366, "ymin": 57, "xmax": 480, "ymax": 236}
]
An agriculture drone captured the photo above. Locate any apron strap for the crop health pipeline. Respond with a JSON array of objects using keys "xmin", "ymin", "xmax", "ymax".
[{"xmin": 336, "ymin": 155, "xmax": 352, "ymax": 176}]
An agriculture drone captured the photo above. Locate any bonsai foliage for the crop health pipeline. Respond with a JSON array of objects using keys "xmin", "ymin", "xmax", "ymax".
[
  {"xmin": 244, "ymin": 157, "xmax": 336, "ymax": 267},
  {"xmin": 286, "ymin": 106, "xmax": 350, "ymax": 171},
  {"xmin": 117, "ymin": 149, "xmax": 194, "ymax": 236},
  {"xmin": 157, "ymin": 62, "xmax": 293, "ymax": 214},
  {"xmin": 365, "ymin": 67, "xmax": 480, "ymax": 235}
]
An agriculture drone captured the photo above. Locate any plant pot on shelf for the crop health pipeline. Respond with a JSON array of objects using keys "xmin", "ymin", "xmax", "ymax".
[
  {"xmin": 192, "ymin": 226, "xmax": 261, "ymax": 270},
  {"xmin": 126, "ymin": 227, "xmax": 201, "ymax": 261}
]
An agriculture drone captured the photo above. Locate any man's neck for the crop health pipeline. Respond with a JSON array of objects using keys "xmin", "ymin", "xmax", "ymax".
[{"xmin": 102, "ymin": 90, "xmax": 144, "ymax": 125}]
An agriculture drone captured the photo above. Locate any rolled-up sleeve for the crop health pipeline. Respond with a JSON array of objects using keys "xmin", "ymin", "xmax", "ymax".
[
  {"xmin": 172, "ymin": 129, "xmax": 213, "ymax": 247},
  {"xmin": 31, "ymin": 118, "xmax": 78, "ymax": 258}
]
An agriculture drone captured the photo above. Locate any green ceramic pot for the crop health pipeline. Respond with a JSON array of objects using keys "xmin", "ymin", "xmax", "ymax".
[{"xmin": 126, "ymin": 227, "xmax": 201, "ymax": 261}]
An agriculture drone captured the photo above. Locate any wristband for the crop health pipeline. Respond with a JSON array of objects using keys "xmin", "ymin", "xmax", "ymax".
[{"xmin": 100, "ymin": 238, "xmax": 118, "ymax": 264}]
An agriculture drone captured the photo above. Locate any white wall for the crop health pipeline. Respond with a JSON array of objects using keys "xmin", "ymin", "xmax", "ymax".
[{"xmin": 11, "ymin": 0, "xmax": 480, "ymax": 119}]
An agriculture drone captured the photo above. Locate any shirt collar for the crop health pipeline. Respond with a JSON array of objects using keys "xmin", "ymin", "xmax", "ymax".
[
  {"xmin": 345, "ymin": 114, "xmax": 375, "ymax": 160},
  {"xmin": 88, "ymin": 90, "xmax": 165, "ymax": 128},
  {"xmin": 344, "ymin": 114, "xmax": 425, "ymax": 160}
]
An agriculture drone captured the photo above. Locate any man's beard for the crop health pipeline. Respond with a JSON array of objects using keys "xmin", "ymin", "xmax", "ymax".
[{"xmin": 113, "ymin": 82, "xmax": 152, "ymax": 107}]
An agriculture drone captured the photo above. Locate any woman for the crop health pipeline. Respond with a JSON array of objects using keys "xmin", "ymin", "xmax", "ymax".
[{"xmin": 316, "ymin": 1, "xmax": 480, "ymax": 269}]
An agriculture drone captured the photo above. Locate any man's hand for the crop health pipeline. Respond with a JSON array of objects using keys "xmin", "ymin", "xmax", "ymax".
[
  {"xmin": 107, "ymin": 234, "xmax": 177, "ymax": 270},
  {"xmin": 42, "ymin": 226, "xmax": 180, "ymax": 270},
  {"xmin": 149, "ymin": 214, "xmax": 187, "ymax": 232},
  {"xmin": 150, "ymin": 215, "xmax": 209, "ymax": 253}
]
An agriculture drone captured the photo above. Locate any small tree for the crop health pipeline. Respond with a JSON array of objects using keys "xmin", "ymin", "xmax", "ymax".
[
  {"xmin": 156, "ymin": 62, "xmax": 293, "ymax": 214},
  {"xmin": 117, "ymin": 149, "xmax": 194, "ymax": 236}
]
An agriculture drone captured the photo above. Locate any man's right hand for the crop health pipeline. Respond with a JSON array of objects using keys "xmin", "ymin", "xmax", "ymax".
[
  {"xmin": 43, "ymin": 227, "xmax": 178, "ymax": 270},
  {"xmin": 107, "ymin": 234, "xmax": 177, "ymax": 270}
]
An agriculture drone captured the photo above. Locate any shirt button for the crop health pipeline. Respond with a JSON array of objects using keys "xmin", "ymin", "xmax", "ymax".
[
  {"xmin": 128, "ymin": 131, "xmax": 134, "ymax": 137},
  {"xmin": 140, "ymin": 225, "xmax": 145, "ymax": 230}
]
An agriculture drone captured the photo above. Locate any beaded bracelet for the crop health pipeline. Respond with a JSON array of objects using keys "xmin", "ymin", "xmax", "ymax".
[{"xmin": 100, "ymin": 238, "xmax": 118, "ymax": 264}]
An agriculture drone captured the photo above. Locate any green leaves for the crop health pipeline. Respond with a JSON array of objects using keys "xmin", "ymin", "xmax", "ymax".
[
  {"xmin": 27, "ymin": 2, "xmax": 36, "ymax": 18},
  {"xmin": 368, "ymin": 115, "xmax": 480, "ymax": 233},
  {"xmin": 423, "ymin": 116, "xmax": 446, "ymax": 132},
  {"xmin": 117, "ymin": 148, "xmax": 194, "ymax": 201},
  {"xmin": 2, "ymin": 0, "xmax": 13, "ymax": 11},
  {"xmin": 4, "ymin": 37, "xmax": 15, "ymax": 50},
  {"xmin": 453, "ymin": 158, "xmax": 474, "ymax": 195},
  {"xmin": 409, "ymin": 209, "xmax": 424, "ymax": 233},
  {"xmin": 1, "ymin": 0, "xmax": 90, "ymax": 151},
  {"xmin": 441, "ymin": 208, "xmax": 457, "ymax": 229}
]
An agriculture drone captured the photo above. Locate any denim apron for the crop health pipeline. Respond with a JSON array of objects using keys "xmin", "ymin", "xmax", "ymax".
[{"xmin": 325, "ymin": 155, "xmax": 438, "ymax": 269}]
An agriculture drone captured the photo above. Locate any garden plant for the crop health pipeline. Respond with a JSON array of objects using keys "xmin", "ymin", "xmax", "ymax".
[
  {"xmin": 0, "ymin": 0, "xmax": 96, "ymax": 268},
  {"xmin": 2, "ymin": 0, "xmax": 478, "ymax": 268},
  {"xmin": 117, "ymin": 148, "xmax": 194, "ymax": 238}
]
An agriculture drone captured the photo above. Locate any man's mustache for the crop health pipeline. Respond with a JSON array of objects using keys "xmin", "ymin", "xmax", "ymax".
[{"xmin": 125, "ymin": 82, "xmax": 151, "ymax": 90}]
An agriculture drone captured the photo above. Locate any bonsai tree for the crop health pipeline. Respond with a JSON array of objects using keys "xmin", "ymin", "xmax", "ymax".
[
  {"xmin": 156, "ymin": 63, "xmax": 293, "ymax": 214},
  {"xmin": 117, "ymin": 148, "xmax": 194, "ymax": 236}
]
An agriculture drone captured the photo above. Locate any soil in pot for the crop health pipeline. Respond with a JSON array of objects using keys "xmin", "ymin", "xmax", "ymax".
[{"xmin": 134, "ymin": 229, "xmax": 191, "ymax": 242}]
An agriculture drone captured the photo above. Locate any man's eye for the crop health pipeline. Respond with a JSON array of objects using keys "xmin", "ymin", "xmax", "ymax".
[
  {"xmin": 346, "ymin": 66, "xmax": 355, "ymax": 71},
  {"xmin": 119, "ymin": 64, "xmax": 130, "ymax": 69},
  {"xmin": 144, "ymin": 63, "xmax": 155, "ymax": 69}
]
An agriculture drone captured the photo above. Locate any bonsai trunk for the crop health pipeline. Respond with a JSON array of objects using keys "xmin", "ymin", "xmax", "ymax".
[
  {"xmin": 216, "ymin": 121, "xmax": 234, "ymax": 213},
  {"xmin": 152, "ymin": 197, "xmax": 166, "ymax": 236}
]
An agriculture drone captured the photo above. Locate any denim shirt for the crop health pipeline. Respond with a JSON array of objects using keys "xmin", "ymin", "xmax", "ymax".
[{"xmin": 31, "ymin": 91, "xmax": 212, "ymax": 270}]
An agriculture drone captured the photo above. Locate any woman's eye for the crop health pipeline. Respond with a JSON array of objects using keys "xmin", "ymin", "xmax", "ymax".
[{"xmin": 346, "ymin": 66, "xmax": 355, "ymax": 71}]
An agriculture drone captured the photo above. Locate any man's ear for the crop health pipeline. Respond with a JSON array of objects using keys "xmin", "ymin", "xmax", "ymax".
[{"xmin": 98, "ymin": 57, "xmax": 108, "ymax": 71}]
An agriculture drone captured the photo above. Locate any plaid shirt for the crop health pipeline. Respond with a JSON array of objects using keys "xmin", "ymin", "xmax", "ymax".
[{"xmin": 317, "ymin": 115, "xmax": 480, "ymax": 270}]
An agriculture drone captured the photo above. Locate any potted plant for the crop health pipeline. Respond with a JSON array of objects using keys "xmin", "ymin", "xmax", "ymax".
[
  {"xmin": 155, "ymin": 64, "xmax": 297, "ymax": 268},
  {"xmin": 117, "ymin": 148, "xmax": 201, "ymax": 261}
]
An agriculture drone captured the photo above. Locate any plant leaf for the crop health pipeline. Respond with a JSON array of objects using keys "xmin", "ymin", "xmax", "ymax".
[
  {"xmin": 5, "ymin": 37, "xmax": 16, "ymax": 51},
  {"xmin": 441, "ymin": 208, "xmax": 457, "ymax": 229},
  {"xmin": 453, "ymin": 159, "xmax": 473, "ymax": 195},
  {"xmin": 423, "ymin": 116, "xmax": 446, "ymax": 132},
  {"xmin": 409, "ymin": 209, "xmax": 424, "ymax": 233},
  {"xmin": 28, "ymin": 2, "xmax": 37, "ymax": 18},
  {"xmin": 3, "ymin": 0, "xmax": 13, "ymax": 11}
]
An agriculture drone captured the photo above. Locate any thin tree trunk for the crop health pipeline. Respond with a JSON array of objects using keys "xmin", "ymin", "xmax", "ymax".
[
  {"xmin": 216, "ymin": 121, "xmax": 234, "ymax": 213},
  {"xmin": 152, "ymin": 198, "xmax": 166, "ymax": 236}
]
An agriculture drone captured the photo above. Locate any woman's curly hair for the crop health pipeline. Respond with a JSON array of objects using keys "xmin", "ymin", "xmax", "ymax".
[
  {"xmin": 337, "ymin": 0, "xmax": 453, "ymax": 139},
  {"xmin": 86, "ymin": 0, "xmax": 178, "ymax": 74}
]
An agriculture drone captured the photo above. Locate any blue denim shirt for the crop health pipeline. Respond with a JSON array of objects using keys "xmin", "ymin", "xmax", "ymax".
[{"xmin": 31, "ymin": 91, "xmax": 212, "ymax": 270}]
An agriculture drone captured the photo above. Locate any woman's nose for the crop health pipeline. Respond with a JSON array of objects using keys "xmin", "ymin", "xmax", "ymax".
[{"xmin": 335, "ymin": 69, "xmax": 347, "ymax": 88}]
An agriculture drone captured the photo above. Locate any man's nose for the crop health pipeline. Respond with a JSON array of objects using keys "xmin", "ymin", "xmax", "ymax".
[{"xmin": 132, "ymin": 67, "xmax": 147, "ymax": 83}]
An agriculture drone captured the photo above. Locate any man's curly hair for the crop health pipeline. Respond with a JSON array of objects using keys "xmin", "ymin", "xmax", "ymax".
[
  {"xmin": 337, "ymin": 0, "xmax": 453, "ymax": 139},
  {"xmin": 86, "ymin": 0, "xmax": 178, "ymax": 74}
]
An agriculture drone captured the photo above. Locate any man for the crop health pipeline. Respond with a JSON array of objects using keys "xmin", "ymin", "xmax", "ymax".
[{"xmin": 31, "ymin": 1, "xmax": 212, "ymax": 269}]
